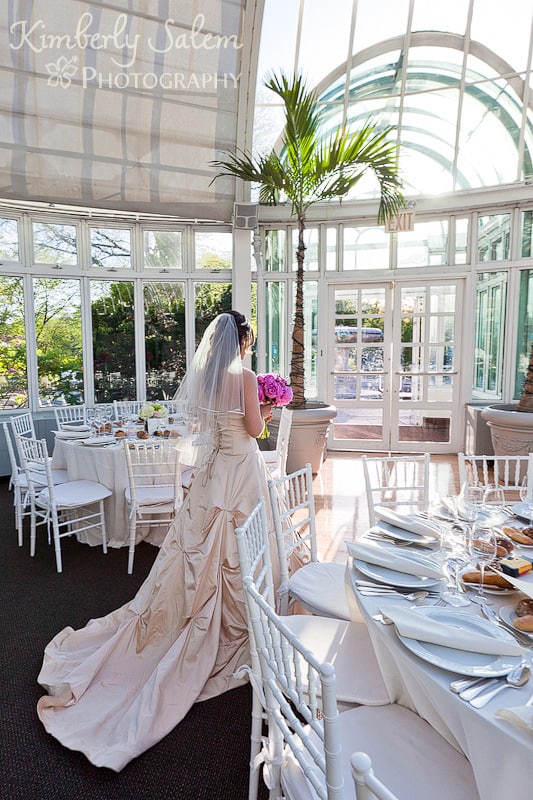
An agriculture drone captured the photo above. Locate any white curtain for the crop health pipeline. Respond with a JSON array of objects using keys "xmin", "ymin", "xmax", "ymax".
[{"xmin": 0, "ymin": 0, "xmax": 247, "ymax": 219}]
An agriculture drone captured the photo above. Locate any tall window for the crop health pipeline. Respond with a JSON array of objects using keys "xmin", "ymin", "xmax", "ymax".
[
  {"xmin": 473, "ymin": 271, "xmax": 507, "ymax": 399},
  {"xmin": 0, "ymin": 276, "xmax": 26, "ymax": 409},
  {"xmin": 144, "ymin": 282, "xmax": 186, "ymax": 400},
  {"xmin": 91, "ymin": 281, "xmax": 136, "ymax": 401}
]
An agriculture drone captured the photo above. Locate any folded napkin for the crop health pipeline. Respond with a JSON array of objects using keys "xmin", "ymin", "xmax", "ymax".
[
  {"xmin": 496, "ymin": 702, "xmax": 533, "ymax": 731},
  {"xmin": 380, "ymin": 604, "xmax": 525, "ymax": 656},
  {"xmin": 374, "ymin": 507, "xmax": 441, "ymax": 539},
  {"xmin": 346, "ymin": 540, "xmax": 443, "ymax": 579},
  {"xmin": 60, "ymin": 423, "xmax": 92, "ymax": 432},
  {"xmin": 486, "ymin": 570, "xmax": 533, "ymax": 600},
  {"xmin": 53, "ymin": 429, "xmax": 92, "ymax": 440}
]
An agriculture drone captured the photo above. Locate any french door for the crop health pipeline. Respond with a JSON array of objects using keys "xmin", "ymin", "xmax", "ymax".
[{"xmin": 327, "ymin": 279, "xmax": 464, "ymax": 453}]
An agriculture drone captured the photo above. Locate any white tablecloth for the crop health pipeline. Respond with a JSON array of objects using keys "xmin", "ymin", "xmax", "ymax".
[
  {"xmin": 347, "ymin": 545, "xmax": 533, "ymax": 800},
  {"xmin": 51, "ymin": 438, "xmax": 187, "ymax": 548}
]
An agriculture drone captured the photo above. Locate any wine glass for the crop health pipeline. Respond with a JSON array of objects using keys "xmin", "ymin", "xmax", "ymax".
[
  {"xmin": 482, "ymin": 485, "xmax": 507, "ymax": 526},
  {"xmin": 466, "ymin": 522, "xmax": 498, "ymax": 600},
  {"xmin": 440, "ymin": 524, "xmax": 471, "ymax": 607},
  {"xmin": 520, "ymin": 476, "xmax": 533, "ymax": 526}
]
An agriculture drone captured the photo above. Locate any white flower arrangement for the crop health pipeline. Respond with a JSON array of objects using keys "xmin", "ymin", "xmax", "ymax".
[{"xmin": 138, "ymin": 402, "xmax": 169, "ymax": 420}]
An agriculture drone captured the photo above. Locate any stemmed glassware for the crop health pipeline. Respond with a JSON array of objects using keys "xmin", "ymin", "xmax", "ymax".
[
  {"xmin": 466, "ymin": 522, "xmax": 498, "ymax": 600},
  {"xmin": 440, "ymin": 522, "xmax": 471, "ymax": 607},
  {"xmin": 520, "ymin": 476, "xmax": 533, "ymax": 526}
]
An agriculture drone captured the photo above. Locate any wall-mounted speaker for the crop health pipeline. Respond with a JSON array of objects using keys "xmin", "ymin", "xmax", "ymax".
[{"xmin": 233, "ymin": 202, "xmax": 258, "ymax": 229}]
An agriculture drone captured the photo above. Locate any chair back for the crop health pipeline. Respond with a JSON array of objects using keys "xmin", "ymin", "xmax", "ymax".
[
  {"xmin": 457, "ymin": 452, "xmax": 531, "ymax": 500},
  {"xmin": 16, "ymin": 435, "xmax": 54, "ymax": 498},
  {"xmin": 2, "ymin": 421, "xmax": 21, "ymax": 486},
  {"xmin": 54, "ymin": 404, "xmax": 87, "ymax": 429},
  {"xmin": 10, "ymin": 411, "xmax": 36, "ymax": 440},
  {"xmin": 268, "ymin": 463, "xmax": 315, "ymax": 614},
  {"xmin": 351, "ymin": 752, "xmax": 399, "ymax": 800},
  {"xmin": 361, "ymin": 453, "xmax": 430, "ymax": 526},
  {"xmin": 123, "ymin": 440, "xmax": 183, "ymax": 507},
  {"xmin": 234, "ymin": 497, "xmax": 276, "ymax": 608},
  {"xmin": 273, "ymin": 407, "xmax": 293, "ymax": 478},
  {"xmin": 243, "ymin": 577, "xmax": 344, "ymax": 800}
]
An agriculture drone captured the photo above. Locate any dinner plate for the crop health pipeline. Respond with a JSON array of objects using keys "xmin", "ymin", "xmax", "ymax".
[
  {"xmin": 511, "ymin": 502, "xmax": 533, "ymax": 522},
  {"xmin": 397, "ymin": 606, "xmax": 524, "ymax": 676},
  {"xmin": 458, "ymin": 568, "xmax": 517, "ymax": 595},
  {"xmin": 53, "ymin": 429, "xmax": 92, "ymax": 440},
  {"xmin": 353, "ymin": 559, "xmax": 440, "ymax": 590},
  {"xmin": 498, "ymin": 602, "xmax": 533, "ymax": 640},
  {"xmin": 499, "ymin": 522, "xmax": 533, "ymax": 550},
  {"xmin": 370, "ymin": 521, "xmax": 437, "ymax": 545},
  {"xmin": 82, "ymin": 435, "xmax": 117, "ymax": 447}
]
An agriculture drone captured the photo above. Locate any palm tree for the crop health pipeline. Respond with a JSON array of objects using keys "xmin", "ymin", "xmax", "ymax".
[{"xmin": 212, "ymin": 71, "xmax": 404, "ymax": 408}]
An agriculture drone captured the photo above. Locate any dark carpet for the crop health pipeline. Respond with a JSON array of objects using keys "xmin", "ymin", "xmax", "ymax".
[{"xmin": 0, "ymin": 477, "xmax": 267, "ymax": 800}]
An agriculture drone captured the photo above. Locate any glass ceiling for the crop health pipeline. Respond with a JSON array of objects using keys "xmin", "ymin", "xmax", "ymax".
[
  {"xmin": 254, "ymin": 0, "xmax": 533, "ymax": 200},
  {"xmin": 0, "ymin": 0, "xmax": 531, "ymax": 219}
]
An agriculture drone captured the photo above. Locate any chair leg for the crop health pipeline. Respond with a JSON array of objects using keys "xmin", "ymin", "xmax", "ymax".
[
  {"xmin": 248, "ymin": 690, "xmax": 265, "ymax": 800},
  {"xmin": 14, "ymin": 485, "xmax": 23, "ymax": 546},
  {"xmin": 51, "ymin": 506, "xmax": 63, "ymax": 573},
  {"xmin": 127, "ymin": 518, "xmax": 137, "ymax": 574},
  {"xmin": 29, "ymin": 500, "xmax": 37, "ymax": 557},
  {"xmin": 99, "ymin": 501, "xmax": 108, "ymax": 554}
]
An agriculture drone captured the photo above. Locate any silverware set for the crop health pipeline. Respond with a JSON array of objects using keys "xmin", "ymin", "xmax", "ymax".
[{"xmin": 449, "ymin": 664, "xmax": 531, "ymax": 708}]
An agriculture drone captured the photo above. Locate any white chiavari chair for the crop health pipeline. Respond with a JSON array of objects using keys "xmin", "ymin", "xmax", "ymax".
[
  {"xmin": 361, "ymin": 454, "xmax": 431, "ymax": 527},
  {"xmin": 53, "ymin": 404, "xmax": 87, "ymax": 430},
  {"xmin": 261, "ymin": 407, "xmax": 293, "ymax": 479}
]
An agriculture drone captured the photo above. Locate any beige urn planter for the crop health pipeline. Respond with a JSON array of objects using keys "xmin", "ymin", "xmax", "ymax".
[
  {"xmin": 481, "ymin": 403, "xmax": 533, "ymax": 455},
  {"xmin": 269, "ymin": 403, "xmax": 337, "ymax": 475}
]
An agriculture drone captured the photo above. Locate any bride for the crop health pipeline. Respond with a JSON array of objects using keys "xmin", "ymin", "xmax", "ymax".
[{"xmin": 36, "ymin": 311, "xmax": 284, "ymax": 771}]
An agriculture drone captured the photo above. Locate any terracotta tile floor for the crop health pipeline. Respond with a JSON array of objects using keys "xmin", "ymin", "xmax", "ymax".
[{"xmin": 311, "ymin": 452, "xmax": 461, "ymax": 564}]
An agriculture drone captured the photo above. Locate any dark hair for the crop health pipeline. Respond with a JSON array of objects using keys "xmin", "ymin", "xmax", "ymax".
[{"xmin": 227, "ymin": 310, "xmax": 255, "ymax": 350}]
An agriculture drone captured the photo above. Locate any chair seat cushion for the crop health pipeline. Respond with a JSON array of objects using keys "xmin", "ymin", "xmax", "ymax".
[
  {"xmin": 289, "ymin": 562, "xmax": 350, "ymax": 620},
  {"xmin": 283, "ymin": 616, "xmax": 390, "ymax": 706},
  {"xmin": 38, "ymin": 480, "xmax": 112, "ymax": 507},
  {"xmin": 281, "ymin": 704, "xmax": 479, "ymax": 800},
  {"xmin": 125, "ymin": 485, "xmax": 176, "ymax": 508}
]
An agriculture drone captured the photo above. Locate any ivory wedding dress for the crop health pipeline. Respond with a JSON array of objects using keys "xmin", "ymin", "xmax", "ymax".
[{"xmin": 37, "ymin": 412, "xmax": 284, "ymax": 771}]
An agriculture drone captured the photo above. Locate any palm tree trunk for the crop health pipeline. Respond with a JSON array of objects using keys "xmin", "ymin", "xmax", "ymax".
[
  {"xmin": 289, "ymin": 212, "xmax": 306, "ymax": 408},
  {"xmin": 517, "ymin": 342, "xmax": 533, "ymax": 412}
]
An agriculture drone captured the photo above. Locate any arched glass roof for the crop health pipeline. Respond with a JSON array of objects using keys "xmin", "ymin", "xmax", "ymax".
[{"xmin": 254, "ymin": 0, "xmax": 533, "ymax": 202}]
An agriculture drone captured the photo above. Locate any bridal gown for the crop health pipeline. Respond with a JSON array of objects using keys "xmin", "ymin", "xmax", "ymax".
[{"xmin": 37, "ymin": 412, "xmax": 291, "ymax": 771}]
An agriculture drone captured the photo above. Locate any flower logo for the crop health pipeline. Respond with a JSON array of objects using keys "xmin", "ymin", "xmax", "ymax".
[{"xmin": 45, "ymin": 56, "xmax": 78, "ymax": 88}]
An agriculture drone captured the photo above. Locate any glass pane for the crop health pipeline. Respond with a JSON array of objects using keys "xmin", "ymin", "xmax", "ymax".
[
  {"xmin": 265, "ymin": 229, "xmax": 286, "ymax": 272},
  {"xmin": 477, "ymin": 214, "xmax": 511, "ymax": 262},
  {"xmin": 195, "ymin": 231, "xmax": 232, "ymax": 270},
  {"xmin": 265, "ymin": 281, "xmax": 286, "ymax": 375},
  {"xmin": 194, "ymin": 282, "xmax": 232, "ymax": 345},
  {"xmin": 292, "ymin": 228, "xmax": 318, "ymax": 271},
  {"xmin": 343, "ymin": 225, "xmax": 389, "ymax": 270},
  {"xmin": 303, "ymin": 281, "xmax": 318, "ymax": 399},
  {"xmin": 454, "ymin": 217, "xmax": 469, "ymax": 264},
  {"xmin": 0, "ymin": 276, "xmax": 27, "ymax": 408},
  {"xmin": 33, "ymin": 221, "xmax": 77, "ymax": 266},
  {"xmin": 143, "ymin": 230, "xmax": 183, "ymax": 269},
  {"xmin": 0, "ymin": 218, "xmax": 20, "ymax": 261},
  {"xmin": 397, "ymin": 221, "xmax": 448, "ymax": 267},
  {"xmin": 144, "ymin": 283, "xmax": 186, "ymax": 401},
  {"xmin": 326, "ymin": 228, "xmax": 337, "ymax": 271},
  {"xmin": 333, "ymin": 407, "xmax": 384, "ymax": 441},
  {"xmin": 90, "ymin": 228, "xmax": 132, "ymax": 269},
  {"xmin": 473, "ymin": 271, "xmax": 507, "ymax": 399},
  {"xmin": 91, "ymin": 281, "xmax": 135, "ymax": 401},
  {"xmin": 515, "ymin": 270, "xmax": 533, "ymax": 400},
  {"xmin": 521, "ymin": 211, "xmax": 533, "ymax": 258},
  {"xmin": 399, "ymin": 409, "xmax": 451, "ymax": 443},
  {"xmin": 34, "ymin": 279, "xmax": 83, "ymax": 406}
]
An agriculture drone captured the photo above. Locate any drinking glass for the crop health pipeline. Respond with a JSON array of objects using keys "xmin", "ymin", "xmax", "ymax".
[
  {"xmin": 440, "ymin": 524, "xmax": 470, "ymax": 607},
  {"xmin": 520, "ymin": 476, "xmax": 533, "ymax": 526},
  {"xmin": 467, "ymin": 522, "xmax": 498, "ymax": 599},
  {"xmin": 482, "ymin": 485, "xmax": 507, "ymax": 526}
]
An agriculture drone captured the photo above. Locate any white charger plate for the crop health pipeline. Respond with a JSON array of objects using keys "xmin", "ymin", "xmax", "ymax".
[
  {"xmin": 498, "ymin": 602, "xmax": 533, "ymax": 640},
  {"xmin": 82, "ymin": 435, "xmax": 117, "ymax": 447},
  {"xmin": 353, "ymin": 559, "xmax": 440, "ymax": 590},
  {"xmin": 500, "ymin": 520, "xmax": 533, "ymax": 550},
  {"xmin": 397, "ymin": 606, "xmax": 524, "ymax": 676}
]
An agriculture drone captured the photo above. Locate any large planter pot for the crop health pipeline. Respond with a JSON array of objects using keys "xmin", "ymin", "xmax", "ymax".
[
  {"xmin": 481, "ymin": 403, "xmax": 533, "ymax": 455},
  {"xmin": 270, "ymin": 402, "xmax": 337, "ymax": 475}
]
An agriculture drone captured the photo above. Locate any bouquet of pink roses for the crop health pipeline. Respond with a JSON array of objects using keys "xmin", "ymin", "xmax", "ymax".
[{"xmin": 256, "ymin": 373, "xmax": 293, "ymax": 438}]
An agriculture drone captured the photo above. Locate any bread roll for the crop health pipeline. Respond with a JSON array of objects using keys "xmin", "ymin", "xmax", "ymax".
[
  {"xmin": 516, "ymin": 598, "xmax": 533, "ymax": 617},
  {"xmin": 461, "ymin": 570, "xmax": 513, "ymax": 588},
  {"xmin": 513, "ymin": 614, "xmax": 533, "ymax": 632},
  {"xmin": 502, "ymin": 526, "xmax": 533, "ymax": 546}
]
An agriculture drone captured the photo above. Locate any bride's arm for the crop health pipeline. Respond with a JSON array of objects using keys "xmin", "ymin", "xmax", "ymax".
[{"xmin": 242, "ymin": 368, "xmax": 272, "ymax": 438}]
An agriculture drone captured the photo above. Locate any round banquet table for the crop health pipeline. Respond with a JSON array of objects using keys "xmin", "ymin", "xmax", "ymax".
[
  {"xmin": 346, "ymin": 548, "xmax": 533, "ymax": 800},
  {"xmin": 51, "ymin": 437, "xmax": 191, "ymax": 548}
]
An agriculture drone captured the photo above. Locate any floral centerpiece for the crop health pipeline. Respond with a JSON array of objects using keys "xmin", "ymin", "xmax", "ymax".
[
  {"xmin": 138, "ymin": 402, "xmax": 168, "ymax": 434},
  {"xmin": 257, "ymin": 373, "xmax": 293, "ymax": 438}
]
